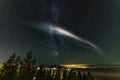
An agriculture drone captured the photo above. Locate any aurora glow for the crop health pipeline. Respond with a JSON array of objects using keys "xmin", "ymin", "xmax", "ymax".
[{"xmin": 35, "ymin": 23, "xmax": 105, "ymax": 56}]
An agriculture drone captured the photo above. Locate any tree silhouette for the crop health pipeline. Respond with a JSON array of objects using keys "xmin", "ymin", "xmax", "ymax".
[
  {"xmin": 78, "ymin": 71, "xmax": 82, "ymax": 80},
  {"xmin": 62, "ymin": 69, "xmax": 68, "ymax": 80},
  {"xmin": 55, "ymin": 69, "xmax": 61, "ymax": 80},
  {"xmin": 1, "ymin": 53, "xmax": 20, "ymax": 80},
  {"xmin": 17, "ymin": 51, "xmax": 36, "ymax": 80},
  {"xmin": 68, "ymin": 69, "xmax": 79, "ymax": 80},
  {"xmin": 87, "ymin": 72, "xmax": 94, "ymax": 80},
  {"xmin": 82, "ymin": 73, "xmax": 88, "ymax": 80},
  {"xmin": 36, "ymin": 65, "xmax": 46, "ymax": 80}
]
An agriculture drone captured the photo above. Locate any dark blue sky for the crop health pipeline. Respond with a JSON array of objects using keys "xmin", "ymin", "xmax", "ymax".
[{"xmin": 0, "ymin": 0, "xmax": 120, "ymax": 64}]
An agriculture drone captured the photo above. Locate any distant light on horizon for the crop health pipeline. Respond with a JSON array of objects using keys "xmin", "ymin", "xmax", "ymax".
[
  {"xmin": 0, "ymin": 64, "xmax": 2, "ymax": 69},
  {"xmin": 60, "ymin": 64, "xmax": 90, "ymax": 68}
]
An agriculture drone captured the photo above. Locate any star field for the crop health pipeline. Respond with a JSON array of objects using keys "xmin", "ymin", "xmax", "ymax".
[{"xmin": 0, "ymin": 0, "xmax": 120, "ymax": 64}]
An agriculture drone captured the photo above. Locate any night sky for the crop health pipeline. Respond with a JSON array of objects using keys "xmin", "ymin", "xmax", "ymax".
[{"xmin": 0, "ymin": 0, "xmax": 120, "ymax": 65}]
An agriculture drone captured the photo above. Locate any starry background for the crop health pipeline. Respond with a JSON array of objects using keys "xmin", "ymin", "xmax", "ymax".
[{"xmin": 0, "ymin": 0, "xmax": 120, "ymax": 64}]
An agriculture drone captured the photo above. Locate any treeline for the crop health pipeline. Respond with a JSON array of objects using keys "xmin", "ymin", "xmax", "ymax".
[{"xmin": 0, "ymin": 52, "xmax": 94, "ymax": 80}]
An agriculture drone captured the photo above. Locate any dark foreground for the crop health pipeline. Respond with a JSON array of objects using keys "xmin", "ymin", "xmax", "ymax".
[
  {"xmin": 0, "ymin": 52, "xmax": 120, "ymax": 80},
  {"xmin": 91, "ymin": 72, "xmax": 120, "ymax": 80}
]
